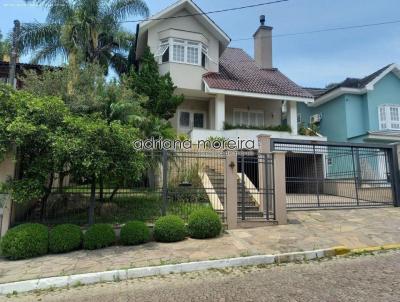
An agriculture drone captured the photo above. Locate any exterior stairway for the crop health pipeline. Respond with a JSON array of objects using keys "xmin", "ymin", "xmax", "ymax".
[{"xmin": 204, "ymin": 167, "xmax": 264, "ymax": 219}]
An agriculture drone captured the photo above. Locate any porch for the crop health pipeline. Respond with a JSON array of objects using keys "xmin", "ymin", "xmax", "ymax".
[{"xmin": 170, "ymin": 93, "xmax": 326, "ymax": 144}]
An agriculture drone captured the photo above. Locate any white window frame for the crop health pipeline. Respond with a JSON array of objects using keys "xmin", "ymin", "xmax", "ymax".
[
  {"xmin": 378, "ymin": 104, "xmax": 400, "ymax": 130},
  {"xmin": 155, "ymin": 38, "xmax": 208, "ymax": 68},
  {"xmin": 233, "ymin": 109, "xmax": 265, "ymax": 128},
  {"xmin": 178, "ymin": 110, "xmax": 207, "ymax": 132}
]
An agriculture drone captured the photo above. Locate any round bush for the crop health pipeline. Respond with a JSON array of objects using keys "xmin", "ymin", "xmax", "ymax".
[
  {"xmin": 0, "ymin": 223, "xmax": 48, "ymax": 260},
  {"xmin": 49, "ymin": 224, "xmax": 82, "ymax": 254},
  {"xmin": 120, "ymin": 221, "xmax": 150, "ymax": 246},
  {"xmin": 153, "ymin": 215, "xmax": 186, "ymax": 243},
  {"xmin": 188, "ymin": 209, "xmax": 222, "ymax": 239},
  {"xmin": 83, "ymin": 224, "xmax": 115, "ymax": 250}
]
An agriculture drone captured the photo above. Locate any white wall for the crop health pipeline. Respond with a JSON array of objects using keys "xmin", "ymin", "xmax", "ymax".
[{"xmin": 147, "ymin": 8, "xmax": 220, "ymax": 91}]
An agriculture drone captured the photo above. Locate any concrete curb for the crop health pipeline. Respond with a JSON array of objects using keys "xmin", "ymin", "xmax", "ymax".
[
  {"xmin": 0, "ymin": 247, "xmax": 335, "ymax": 295},
  {"xmin": 2, "ymin": 244, "xmax": 399, "ymax": 296}
]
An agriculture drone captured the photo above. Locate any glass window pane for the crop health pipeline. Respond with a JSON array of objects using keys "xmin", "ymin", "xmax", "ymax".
[
  {"xmin": 162, "ymin": 46, "xmax": 169, "ymax": 63},
  {"xmin": 173, "ymin": 44, "xmax": 185, "ymax": 62},
  {"xmin": 249, "ymin": 112, "xmax": 257, "ymax": 126},
  {"xmin": 257, "ymin": 113, "xmax": 264, "ymax": 127},
  {"xmin": 187, "ymin": 46, "xmax": 199, "ymax": 64},
  {"xmin": 179, "ymin": 112, "xmax": 190, "ymax": 127},
  {"xmin": 234, "ymin": 111, "xmax": 241, "ymax": 125},
  {"xmin": 241, "ymin": 112, "xmax": 249, "ymax": 126},
  {"xmin": 193, "ymin": 113, "xmax": 204, "ymax": 128}
]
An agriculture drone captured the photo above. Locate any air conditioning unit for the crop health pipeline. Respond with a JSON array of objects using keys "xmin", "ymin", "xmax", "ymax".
[{"xmin": 310, "ymin": 114, "xmax": 322, "ymax": 124}]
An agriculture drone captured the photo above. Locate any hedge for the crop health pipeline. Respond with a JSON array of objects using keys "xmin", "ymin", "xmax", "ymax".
[
  {"xmin": 0, "ymin": 223, "xmax": 48, "ymax": 260},
  {"xmin": 120, "ymin": 221, "xmax": 149, "ymax": 246},
  {"xmin": 83, "ymin": 224, "xmax": 115, "ymax": 250},
  {"xmin": 49, "ymin": 224, "xmax": 82, "ymax": 253},
  {"xmin": 153, "ymin": 215, "xmax": 186, "ymax": 243},
  {"xmin": 188, "ymin": 209, "xmax": 222, "ymax": 239}
]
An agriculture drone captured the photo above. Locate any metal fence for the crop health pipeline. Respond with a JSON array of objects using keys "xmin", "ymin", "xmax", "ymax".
[
  {"xmin": 237, "ymin": 152, "xmax": 275, "ymax": 221},
  {"xmin": 14, "ymin": 150, "xmax": 227, "ymax": 226},
  {"xmin": 272, "ymin": 139, "xmax": 399, "ymax": 209}
]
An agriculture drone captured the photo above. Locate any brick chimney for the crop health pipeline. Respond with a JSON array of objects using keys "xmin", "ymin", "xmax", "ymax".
[{"xmin": 253, "ymin": 15, "xmax": 273, "ymax": 69}]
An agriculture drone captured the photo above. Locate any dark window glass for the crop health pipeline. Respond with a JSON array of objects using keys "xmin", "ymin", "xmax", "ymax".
[
  {"xmin": 201, "ymin": 53, "xmax": 206, "ymax": 68},
  {"xmin": 180, "ymin": 112, "xmax": 190, "ymax": 127},
  {"xmin": 193, "ymin": 113, "xmax": 204, "ymax": 128},
  {"xmin": 162, "ymin": 47, "xmax": 170, "ymax": 63}
]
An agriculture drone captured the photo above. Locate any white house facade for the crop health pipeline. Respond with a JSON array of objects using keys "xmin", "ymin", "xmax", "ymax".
[{"xmin": 135, "ymin": 0, "xmax": 326, "ymax": 144}]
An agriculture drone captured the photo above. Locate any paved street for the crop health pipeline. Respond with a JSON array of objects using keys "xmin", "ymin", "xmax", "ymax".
[{"xmin": 4, "ymin": 251, "xmax": 400, "ymax": 302}]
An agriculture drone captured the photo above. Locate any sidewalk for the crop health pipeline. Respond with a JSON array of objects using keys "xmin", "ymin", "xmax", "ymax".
[{"xmin": 1, "ymin": 208, "xmax": 400, "ymax": 284}]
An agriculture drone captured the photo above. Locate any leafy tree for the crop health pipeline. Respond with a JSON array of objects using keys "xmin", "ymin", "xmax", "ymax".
[
  {"xmin": 21, "ymin": 63, "xmax": 146, "ymax": 122},
  {"xmin": 53, "ymin": 116, "xmax": 145, "ymax": 224},
  {"xmin": 20, "ymin": 0, "xmax": 149, "ymax": 74},
  {"xmin": 0, "ymin": 84, "xmax": 70, "ymax": 217},
  {"xmin": 129, "ymin": 47, "xmax": 184, "ymax": 120},
  {"xmin": 0, "ymin": 31, "xmax": 11, "ymax": 60}
]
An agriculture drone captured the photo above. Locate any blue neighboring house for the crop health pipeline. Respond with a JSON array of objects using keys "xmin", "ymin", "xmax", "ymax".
[{"xmin": 298, "ymin": 63, "xmax": 400, "ymax": 144}]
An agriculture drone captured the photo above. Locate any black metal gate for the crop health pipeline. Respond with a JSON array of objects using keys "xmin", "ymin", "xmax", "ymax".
[
  {"xmin": 237, "ymin": 152, "xmax": 275, "ymax": 220},
  {"xmin": 272, "ymin": 139, "xmax": 400, "ymax": 209}
]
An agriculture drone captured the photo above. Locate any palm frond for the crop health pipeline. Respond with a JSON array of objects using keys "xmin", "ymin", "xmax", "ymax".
[
  {"xmin": 19, "ymin": 22, "xmax": 62, "ymax": 55},
  {"xmin": 30, "ymin": 42, "xmax": 67, "ymax": 64},
  {"xmin": 109, "ymin": 52, "xmax": 129, "ymax": 75},
  {"xmin": 46, "ymin": 0, "xmax": 74, "ymax": 24},
  {"xmin": 107, "ymin": 0, "xmax": 149, "ymax": 22}
]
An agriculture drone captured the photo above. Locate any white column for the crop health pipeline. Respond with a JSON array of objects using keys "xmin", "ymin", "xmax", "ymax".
[
  {"xmin": 214, "ymin": 94, "xmax": 225, "ymax": 131},
  {"xmin": 287, "ymin": 101, "xmax": 298, "ymax": 135}
]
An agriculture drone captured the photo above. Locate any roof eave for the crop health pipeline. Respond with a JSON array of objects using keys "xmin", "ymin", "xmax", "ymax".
[{"xmin": 203, "ymin": 80, "xmax": 314, "ymax": 103}]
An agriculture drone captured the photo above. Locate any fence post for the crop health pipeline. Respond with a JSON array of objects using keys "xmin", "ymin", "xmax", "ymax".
[
  {"xmin": 273, "ymin": 151, "xmax": 287, "ymax": 225},
  {"xmin": 391, "ymin": 144, "xmax": 400, "ymax": 207},
  {"xmin": 162, "ymin": 150, "xmax": 168, "ymax": 216},
  {"xmin": 257, "ymin": 135, "xmax": 271, "ymax": 215},
  {"xmin": 225, "ymin": 152, "xmax": 237, "ymax": 229}
]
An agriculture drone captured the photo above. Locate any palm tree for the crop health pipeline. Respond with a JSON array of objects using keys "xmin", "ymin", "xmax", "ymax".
[{"xmin": 21, "ymin": 0, "xmax": 149, "ymax": 74}]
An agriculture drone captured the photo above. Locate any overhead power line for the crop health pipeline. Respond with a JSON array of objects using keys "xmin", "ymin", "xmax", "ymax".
[
  {"xmin": 232, "ymin": 19, "xmax": 400, "ymax": 41},
  {"xmin": 121, "ymin": 0, "xmax": 289, "ymax": 23}
]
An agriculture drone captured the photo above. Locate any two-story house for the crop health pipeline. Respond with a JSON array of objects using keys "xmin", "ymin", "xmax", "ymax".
[
  {"xmin": 299, "ymin": 64, "xmax": 400, "ymax": 144},
  {"xmin": 135, "ymin": 0, "xmax": 326, "ymax": 144}
]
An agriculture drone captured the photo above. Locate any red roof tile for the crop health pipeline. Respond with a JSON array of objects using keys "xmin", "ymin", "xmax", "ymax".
[{"xmin": 203, "ymin": 48, "xmax": 313, "ymax": 99}]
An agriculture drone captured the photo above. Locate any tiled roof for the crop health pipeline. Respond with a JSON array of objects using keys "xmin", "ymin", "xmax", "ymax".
[
  {"xmin": 203, "ymin": 48, "xmax": 313, "ymax": 99},
  {"xmin": 304, "ymin": 87, "xmax": 328, "ymax": 98},
  {"xmin": 316, "ymin": 64, "xmax": 394, "ymax": 98}
]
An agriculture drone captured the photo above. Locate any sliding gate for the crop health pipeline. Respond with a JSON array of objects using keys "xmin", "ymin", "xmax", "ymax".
[{"xmin": 272, "ymin": 139, "xmax": 399, "ymax": 209}]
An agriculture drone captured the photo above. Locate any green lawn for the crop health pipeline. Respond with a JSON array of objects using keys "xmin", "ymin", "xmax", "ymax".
[{"xmin": 40, "ymin": 192, "xmax": 212, "ymax": 226}]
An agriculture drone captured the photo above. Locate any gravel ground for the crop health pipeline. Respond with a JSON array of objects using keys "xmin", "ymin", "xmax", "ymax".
[{"xmin": 3, "ymin": 251, "xmax": 400, "ymax": 302}]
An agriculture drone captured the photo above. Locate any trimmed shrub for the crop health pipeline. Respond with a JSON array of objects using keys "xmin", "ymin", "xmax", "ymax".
[
  {"xmin": 49, "ymin": 224, "xmax": 82, "ymax": 254},
  {"xmin": 153, "ymin": 215, "xmax": 186, "ymax": 243},
  {"xmin": 120, "ymin": 221, "xmax": 150, "ymax": 246},
  {"xmin": 0, "ymin": 223, "xmax": 48, "ymax": 260},
  {"xmin": 83, "ymin": 224, "xmax": 115, "ymax": 250},
  {"xmin": 188, "ymin": 209, "xmax": 222, "ymax": 239}
]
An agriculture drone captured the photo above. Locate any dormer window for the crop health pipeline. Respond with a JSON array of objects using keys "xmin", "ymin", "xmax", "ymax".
[{"xmin": 156, "ymin": 38, "xmax": 209, "ymax": 68}]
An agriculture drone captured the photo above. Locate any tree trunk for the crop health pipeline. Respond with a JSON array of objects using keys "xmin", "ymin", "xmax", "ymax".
[
  {"xmin": 109, "ymin": 186, "xmax": 120, "ymax": 203},
  {"xmin": 99, "ymin": 174, "xmax": 104, "ymax": 203},
  {"xmin": 88, "ymin": 176, "xmax": 96, "ymax": 226},
  {"xmin": 40, "ymin": 172, "xmax": 54, "ymax": 221}
]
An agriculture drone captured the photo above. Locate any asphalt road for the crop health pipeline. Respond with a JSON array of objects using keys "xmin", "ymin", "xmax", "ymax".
[{"xmin": 3, "ymin": 251, "xmax": 400, "ymax": 302}]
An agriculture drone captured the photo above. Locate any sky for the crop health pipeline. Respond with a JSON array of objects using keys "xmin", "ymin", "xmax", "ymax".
[{"xmin": 0, "ymin": 0, "xmax": 400, "ymax": 88}]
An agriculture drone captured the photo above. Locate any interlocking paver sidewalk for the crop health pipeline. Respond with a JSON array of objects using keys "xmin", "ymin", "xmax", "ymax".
[{"xmin": 1, "ymin": 208, "xmax": 400, "ymax": 284}]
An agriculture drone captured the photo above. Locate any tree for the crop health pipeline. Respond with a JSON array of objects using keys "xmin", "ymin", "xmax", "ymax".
[
  {"xmin": 53, "ymin": 116, "xmax": 145, "ymax": 224},
  {"xmin": 20, "ymin": 0, "xmax": 149, "ymax": 75},
  {"xmin": 129, "ymin": 47, "xmax": 184, "ymax": 120},
  {"xmin": 0, "ymin": 84, "xmax": 70, "ymax": 215},
  {"xmin": 21, "ymin": 63, "xmax": 146, "ymax": 122},
  {"xmin": 0, "ymin": 31, "xmax": 11, "ymax": 60}
]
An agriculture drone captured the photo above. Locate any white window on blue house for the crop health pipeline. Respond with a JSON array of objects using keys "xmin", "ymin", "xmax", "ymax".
[{"xmin": 379, "ymin": 105, "xmax": 400, "ymax": 130}]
